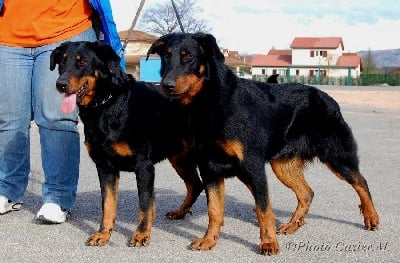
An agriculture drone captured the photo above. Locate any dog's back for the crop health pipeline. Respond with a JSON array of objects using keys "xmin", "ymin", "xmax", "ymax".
[{"xmin": 253, "ymin": 81, "xmax": 357, "ymax": 163}]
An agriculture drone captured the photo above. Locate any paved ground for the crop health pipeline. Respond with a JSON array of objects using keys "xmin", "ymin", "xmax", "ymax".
[{"xmin": 1, "ymin": 85, "xmax": 399, "ymax": 262}]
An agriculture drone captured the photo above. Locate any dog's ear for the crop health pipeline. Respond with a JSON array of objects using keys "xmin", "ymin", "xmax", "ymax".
[
  {"xmin": 50, "ymin": 41, "xmax": 71, "ymax": 71},
  {"xmin": 87, "ymin": 41, "xmax": 121, "ymax": 73},
  {"xmin": 146, "ymin": 35, "xmax": 169, "ymax": 60},
  {"xmin": 192, "ymin": 33, "xmax": 225, "ymax": 62},
  {"xmin": 87, "ymin": 41, "xmax": 128, "ymax": 87}
]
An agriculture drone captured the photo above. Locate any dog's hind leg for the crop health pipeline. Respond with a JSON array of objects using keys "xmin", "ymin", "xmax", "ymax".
[
  {"xmin": 324, "ymin": 161, "xmax": 379, "ymax": 231},
  {"xmin": 271, "ymin": 157, "xmax": 314, "ymax": 235},
  {"xmin": 166, "ymin": 141, "xmax": 203, "ymax": 219},
  {"xmin": 166, "ymin": 158, "xmax": 203, "ymax": 219},
  {"xmin": 87, "ymin": 169, "xmax": 120, "ymax": 246},
  {"xmin": 318, "ymin": 122, "xmax": 379, "ymax": 231}
]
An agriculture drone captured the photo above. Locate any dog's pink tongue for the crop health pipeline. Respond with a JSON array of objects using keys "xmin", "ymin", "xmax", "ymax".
[{"xmin": 60, "ymin": 93, "xmax": 77, "ymax": 114}]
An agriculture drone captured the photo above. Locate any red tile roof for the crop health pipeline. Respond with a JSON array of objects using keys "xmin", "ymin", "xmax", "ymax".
[
  {"xmin": 228, "ymin": 50, "xmax": 240, "ymax": 59},
  {"xmin": 267, "ymin": 49, "xmax": 292, "ymax": 56},
  {"xmin": 118, "ymin": 30, "xmax": 158, "ymax": 43},
  {"xmin": 291, "ymin": 37, "xmax": 344, "ymax": 50},
  {"xmin": 336, "ymin": 53, "xmax": 361, "ymax": 67},
  {"xmin": 225, "ymin": 57, "xmax": 245, "ymax": 66},
  {"xmin": 251, "ymin": 54, "xmax": 291, "ymax": 67}
]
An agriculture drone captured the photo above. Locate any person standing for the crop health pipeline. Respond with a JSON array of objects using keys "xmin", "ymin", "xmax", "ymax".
[{"xmin": 0, "ymin": 0, "xmax": 124, "ymax": 223}]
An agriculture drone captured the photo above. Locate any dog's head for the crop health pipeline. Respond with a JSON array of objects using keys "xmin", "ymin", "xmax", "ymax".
[
  {"xmin": 266, "ymin": 74, "xmax": 279, "ymax": 84},
  {"xmin": 50, "ymin": 41, "xmax": 125, "ymax": 113},
  {"xmin": 147, "ymin": 32, "xmax": 225, "ymax": 105}
]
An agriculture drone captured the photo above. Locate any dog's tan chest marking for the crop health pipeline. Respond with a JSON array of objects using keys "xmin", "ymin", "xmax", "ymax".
[
  {"xmin": 111, "ymin": 142, "xmax": 134, "ymax": 157},
  {"xmin": 217, "ymin": 140, "xmax": 244, "ymax": 161},
  {"xmin": 84, "ymin": 141, "xmax": 92, "ymax": 154}
]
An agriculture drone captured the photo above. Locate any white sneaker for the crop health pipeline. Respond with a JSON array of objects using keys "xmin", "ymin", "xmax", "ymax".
[
  {"xmin": 36, "ymin": 203, "xmax": 69, "ymax": 224},
  {"xmin": 0, "ymin": 195, "xmax": 22, "ymax": 215}
]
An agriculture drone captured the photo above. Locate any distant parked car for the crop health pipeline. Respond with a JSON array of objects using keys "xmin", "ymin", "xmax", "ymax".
[{"xmin": 236, "ymin": 71, "xmax": 253, "ymax": 79}]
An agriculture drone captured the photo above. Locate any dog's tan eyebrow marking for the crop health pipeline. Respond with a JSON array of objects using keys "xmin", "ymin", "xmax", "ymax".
[
  {"xmin": 181, "ymin": 50, "xmax": 187, "ymax": 56},
  {"xmin": 76, "ymin": 55, "xmax": 81, "ymax": 60},
  {"xmin": 167, "ymin": 47, "xmax": 173, "ymax": 54}
]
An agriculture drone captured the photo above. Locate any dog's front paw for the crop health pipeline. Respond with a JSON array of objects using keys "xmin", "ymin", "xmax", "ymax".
[
  {"xmin": 190, "ymin": 237, "xmax": 217, "ymax": 251},
  {"xmin": 277, "ymin": 218, "xmax": 305, "ymax": 235},
  {"xmin": 259, "ymin": 239, "xmax": 280, "ymax": 256},
  {"xmin": 129, "ymin": 231, "xmax": 151, "ymax": 247},
  {"xmin": 360, "ymin": 204, "xmax": 379, "ymax": 231},
  {"xmin": 166, "ymin": 208, "xmax": 192, "ymax": 220},
  {"xmin": 86, "ymin": 231, "xmax": 111, "ymax": 246}
]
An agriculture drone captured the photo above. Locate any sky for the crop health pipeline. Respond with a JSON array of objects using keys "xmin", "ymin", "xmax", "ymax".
[{"xmin": 110, "ymin": 0, "xmax": 400, "ymax": 54}]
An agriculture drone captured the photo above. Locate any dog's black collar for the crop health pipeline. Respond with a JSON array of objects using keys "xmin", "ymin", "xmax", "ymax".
[{"xmin": 82, "ymin": 93, "xmax": 114, "ymax": 108}]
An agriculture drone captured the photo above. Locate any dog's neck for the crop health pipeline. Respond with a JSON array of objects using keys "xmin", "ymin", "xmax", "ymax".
[
  {"xmin": 80, "ymin": 76, "xmax": 123, "ymax": 109},
  {"xmin": 85, "ymin": 93, "xmax": 114, "ymax": 108}
]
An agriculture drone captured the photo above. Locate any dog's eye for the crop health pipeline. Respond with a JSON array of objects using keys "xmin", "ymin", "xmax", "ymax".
[
  {"xmin": 59, "ymin": 57, "xmax": 67, "ymax": 65},
  {"xmin": 182, "ymin": 53, "xmax": 193, "ymax": 63},
  {"xmin": 163, "ymin": 53, "xmax": 171, "ymax": 60},
  {"xmin": 78, "ymin": 59, "xmax": 88, "ymax": 66}
]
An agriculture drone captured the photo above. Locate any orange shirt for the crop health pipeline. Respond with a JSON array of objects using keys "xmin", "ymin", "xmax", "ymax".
[{"xmin": 0, "ymin": 0, "xmax": 93, "ymax": 47}]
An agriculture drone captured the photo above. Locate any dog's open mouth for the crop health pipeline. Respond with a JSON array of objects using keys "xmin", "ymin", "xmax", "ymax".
[
  {"xmin": 77, "ymin": 81, "xmax": 89, "ymax": 101},
  {"xmin": 163, "ymin": 88, "xmax": 185, "ymax": 99},
  {"xmin": 161, "ymin": 83, "xmax": 192, "ymax": 101},
  {"xmin": 60, "ymin": 81, "xmax": 89, "ymax": 114}
]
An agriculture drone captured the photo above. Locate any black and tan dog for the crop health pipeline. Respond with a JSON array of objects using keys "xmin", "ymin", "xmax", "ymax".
[
  {"xmin": 147, "ymin": 33, "xmax": 379, "ymax": 255},
  {"xmin": 50, "ymin": 41, "xmax": 203, "ymax": 247}
]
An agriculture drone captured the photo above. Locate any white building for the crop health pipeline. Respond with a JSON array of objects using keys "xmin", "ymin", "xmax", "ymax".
[{"xmin": 251, "ymin": 37, "xmax": 362, "ymax": 81}]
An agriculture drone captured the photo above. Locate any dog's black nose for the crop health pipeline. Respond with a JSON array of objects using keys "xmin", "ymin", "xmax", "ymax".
[
  {"xmin": 56, "ymin": 80, "xmax": 67, "ymax": 92},
  {"xmin": 162, "ymin": 84, "xmax": 175, "ymax": 91},
  {"xmin": 161, "ymin": 79, "xmax": 176, "ymax": 91}
]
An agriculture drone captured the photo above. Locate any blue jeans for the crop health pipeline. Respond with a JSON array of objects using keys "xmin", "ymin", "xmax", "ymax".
[{"xmin": 0, "ymin": 28, "xmax": 96, "ymax": 212}]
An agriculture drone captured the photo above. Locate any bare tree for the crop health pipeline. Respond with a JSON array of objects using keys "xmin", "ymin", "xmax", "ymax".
[
  {"xmin": 138, "ymin": 0, "xmax": 211, "ymax": 35},
  {"xmin": 362, "ymin": 49, "xmax": 377, "ymax": 74}
]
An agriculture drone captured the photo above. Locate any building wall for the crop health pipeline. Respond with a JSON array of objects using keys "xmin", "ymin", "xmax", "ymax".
[
  {"xmin": 123, "ymin": 42, "xmax": 153, "ymax": 78},
  {"xmin": 252, "ymin": 67, "xmax": 287, "ymax": 77},
  {"xmin": 291, "ymin": 47, "xmax": 342, "ymax": 66},
  {"xmin": 252, "ymin": 65, "xmax": 360, "ymax": 78},
  {"xmin": 124, "ymin": 42, "xmax": 152, "ymax": 56}
]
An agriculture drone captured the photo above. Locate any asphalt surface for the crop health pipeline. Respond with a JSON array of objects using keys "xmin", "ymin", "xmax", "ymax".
[{"xmin": 1, "ymin": 85, "xmax": 399, "ymax": 263}]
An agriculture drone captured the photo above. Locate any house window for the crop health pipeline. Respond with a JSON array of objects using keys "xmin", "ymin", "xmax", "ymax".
[
  {"xmin": 296, "ymin": 69, "xmax": 300, "ymax": 76},
  {"xmin": 311, "ymin": 50, "xmax": 327, "ymax": 57},
  {"xmin": 309, "ymin": 70, "xmax": 314, "ymax": 76},
  {"xmin": 272, "ymin": 69, "xmax": 277, "ymax": 75},
  {"xmin": 261, "ymin": 69, "xmax": 266, "ymax": 75},
  {"xmin": 322, "ymin": 70, "xmax": 327, "ymax": 77}
]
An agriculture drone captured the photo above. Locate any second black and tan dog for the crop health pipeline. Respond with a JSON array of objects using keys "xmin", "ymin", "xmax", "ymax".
[
  {"xmin": 147, "ymin": 32, "xmax": 379, "ymax": 255},
  {"xmin": 50, "ymin": 41, "xmax": 203, "ymax": 247}
]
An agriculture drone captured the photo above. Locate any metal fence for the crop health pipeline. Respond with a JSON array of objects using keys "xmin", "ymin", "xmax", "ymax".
[
  {"xmin": 254, "ymin": 74, "xmax": 400, "ymax": 86},
  {"xmin": 360, "ymin": 74, "xmax": 400, "ymax": 86}
]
